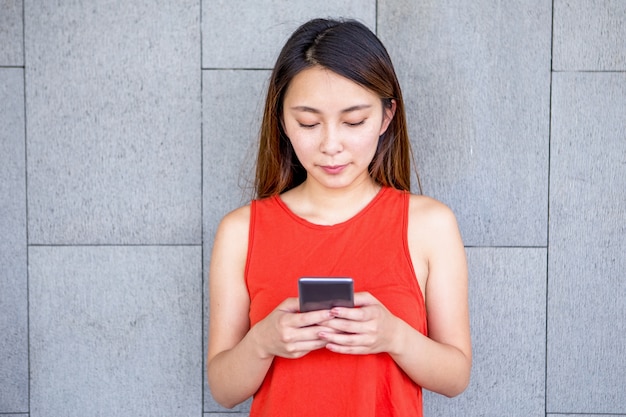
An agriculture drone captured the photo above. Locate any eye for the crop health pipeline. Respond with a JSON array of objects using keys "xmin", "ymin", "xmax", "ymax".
[
  {"xmin": 298, "ymin": 122, "xmax": 319, "ymax": 129},
  {"xmin": 346, "ymin": 120, "xmax": 366, "ymax": 127}
]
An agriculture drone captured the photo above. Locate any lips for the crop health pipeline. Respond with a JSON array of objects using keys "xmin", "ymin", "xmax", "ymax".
[{"xmin": 320, "ymin": 164, "xmax": 348, "ymax": 175}]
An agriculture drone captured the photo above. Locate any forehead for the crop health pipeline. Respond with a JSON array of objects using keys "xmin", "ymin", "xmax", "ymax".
[{"xmin": 283, "ymin": 66, "xmax": 380, "ymax": 109}]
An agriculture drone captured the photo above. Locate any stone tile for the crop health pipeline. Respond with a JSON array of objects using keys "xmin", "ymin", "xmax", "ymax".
[
  {"xmin": 425, "ymin": 247, "xmax": 547, "ymax": 416},
  {"xmin": 202, "ymin": 69, "xmax": 269, "ymax": 412},
  {"xmin": 29, "ymin": 246, "xmax": 203, "ymax": 417},
  {"xmin": 548, "ymin": 415, "xmax": 626, "ymax": 417},
  {"xmin": 202, "ymin": 0, "xmax": 376, "ymax": 69},
  {"xmin": 379, "ymin": 0, "xmax": 552, "ymax": 247},
  {"xmin": 547, "ymin": 73, "xmax": 626, "ymax": 413},
  {"xmin": 0, "ymin": 0, "xmax": 23, "ymax": 66},
  {"xmin": 24, "ymin": 1, "xmax": 201, "ymax": 245},
  {"xmin": 553, "ymin": 0, "xmax": 626, "ymax": 71},
  {"xmin": 0, "ymin": 69, "xmax": 28, "ymax": 412},
  {"xmin": 202, "ymin": 70, "xmax": 270, "ymax": 238}
]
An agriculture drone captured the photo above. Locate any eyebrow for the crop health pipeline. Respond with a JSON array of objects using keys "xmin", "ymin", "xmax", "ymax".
[{"xmin": 289, "ymin": 104, "xmax": 372, "ymax": 114}]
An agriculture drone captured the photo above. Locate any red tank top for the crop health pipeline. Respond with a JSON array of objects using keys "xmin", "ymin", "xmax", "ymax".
[{"xmin": 246, "ymin": 187, "xmax": 427, "ymax": 417}]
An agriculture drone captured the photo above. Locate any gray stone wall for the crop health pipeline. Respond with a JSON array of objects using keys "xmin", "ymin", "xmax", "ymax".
[{"xmin": 1, "ymin": 1, "xmax": 624, "ymax": 416}]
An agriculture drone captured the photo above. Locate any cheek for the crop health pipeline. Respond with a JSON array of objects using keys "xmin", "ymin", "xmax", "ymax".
[
  {"xmin": 349, "ymin": 126, "xmax": 382, "ymax": 152},
  {"xmin": 286, "ymin": 132, "xmax": 317, "ymax": 163}
]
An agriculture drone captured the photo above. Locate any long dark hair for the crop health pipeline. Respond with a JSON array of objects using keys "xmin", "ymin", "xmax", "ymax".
[{"xmin": 254, "ymin": 18, "xmax": 419, "ymax": 198}]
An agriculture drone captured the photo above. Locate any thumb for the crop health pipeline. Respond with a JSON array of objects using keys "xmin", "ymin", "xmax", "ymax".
[
  {"xmin": 353, "ymin": 291, "xmax": 379, "ymax": 307},
  {"xmin": 277, "ymin": 296, "xmax": 301, "ymax": 313}
]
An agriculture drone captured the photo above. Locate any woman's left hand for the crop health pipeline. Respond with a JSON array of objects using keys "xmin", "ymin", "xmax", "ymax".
[{"xmin": 318, "ymin": 292, "xmax": 402, "ymax": 355}]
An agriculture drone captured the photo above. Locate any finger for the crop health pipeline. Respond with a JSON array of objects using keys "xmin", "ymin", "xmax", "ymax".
[
  {"xmin": 320, "ymin": 332, "xmax": 374, "ymax": 354},
  {"xmin": 277, "ymin": 297, "xmax": 301, "ymax": 313},
  {"xmin": 325, "ymin": 343, "xmax": 369, "ymax": 355},
  {"xmin": 353, "ymin": 291, "xmax": 378, "ymax": 307},
  {"xmin": 280, "ymin": 339, "xmax": 329, "ymax": 359},
  {"xmin": 274, "ymin": 324, "xmax": 331, "ymax": 357},
  {"xmin": 319, "ymin": 330, "xmax": 358, "ymax": 345},
  {"xmin": 296, "ymin": 309, "xmax": 333, "ymax": 328},
  {"xmin": 322, "ymin": 317, "xmax": 360, "ymax": 334},
  {"xmin": 329, "ymin": 305, "xmax": 369, "ymax": 322},
  {"xmin": 296, "ymin": 324, "xmax": 337, "ymax": 341}
]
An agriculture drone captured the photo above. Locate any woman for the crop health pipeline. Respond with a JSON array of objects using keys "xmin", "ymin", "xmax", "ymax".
[{"xmin": 208, "ymin": 18, "xmax": 471, "ymax": 417}]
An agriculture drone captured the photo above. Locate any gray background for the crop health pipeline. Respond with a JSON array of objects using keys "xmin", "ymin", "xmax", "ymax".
[{"xmin": 1, "ymin": 0, "xmax": 624, "ymax": 416}]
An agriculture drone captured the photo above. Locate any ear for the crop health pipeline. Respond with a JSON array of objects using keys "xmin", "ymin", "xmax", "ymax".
[{"xmin": 379, "ymin": 99, "xmax": 397, "ymax": 136}]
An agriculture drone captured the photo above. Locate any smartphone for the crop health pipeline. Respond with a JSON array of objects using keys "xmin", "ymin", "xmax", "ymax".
[{"xmin": 298, "ymin": 277, "xmax": 354, "ymax": 312}]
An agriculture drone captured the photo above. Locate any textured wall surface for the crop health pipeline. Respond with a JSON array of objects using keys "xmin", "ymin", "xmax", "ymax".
[
  {"xmin": 25, "ymin": 1, "xmax": 202, "ymax": 245},
  {"xmin": 1, "ymin": 0, "xmax": 624, "ymax": 416},
  {"xmin": 0, "ymin": 66, "xmax": 28, "ymax": 413}
]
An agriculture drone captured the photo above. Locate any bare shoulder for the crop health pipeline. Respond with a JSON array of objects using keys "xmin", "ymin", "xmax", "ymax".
[
  {"xmin": 210, "ymin": 204, "xmax": 252, "ymax": 284},
  {"xmin": 405, "ymin": 194, "xmax": 464, "ymax": 292},
  {"xmin": 217, "ymin": 204, "xmax": 251, "ymax": 234},
  {"xmin": 407, "ymin": 194, "xmax": 460, "ymax": 239},
  {"xmin": 213, "ymin": 205, "xmax": 251, "ymax": 250}
]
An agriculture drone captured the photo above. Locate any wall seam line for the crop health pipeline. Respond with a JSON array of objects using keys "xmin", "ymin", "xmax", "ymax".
[
  {"xmin": 545, "ymin": 0, "xmax": 556, "ymax": 415},
  {"xmin": 200, "ymin": 0, "xmax": 206, "ymax": 412},
  {"xmin": 22, "ymin": 0, "xmax": 31, "ymax": 413}
]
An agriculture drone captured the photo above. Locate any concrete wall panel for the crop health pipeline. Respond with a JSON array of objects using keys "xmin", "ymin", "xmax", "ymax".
[
  {"xmin": 549, "ymin": 415, "xmax": 626, "ymax": 417},
  {"xmin": 0, "ymin": 68, "xmax": 28, "ymax": 412},
  {"xmin": 553, "ymin": 0, "xmax": 626, "ymax": 71},
  {"xmin": 29, "ymin": 246, "xmax": 203, "ymax": 417},
  {"xmin": 0, "ymin": 0, "xmax": 23, "ymax": 66},
  {"xmin": 547, "ymin": 72, "xmax": 626, "ymax": 413},
  {"xmin": 202, "ymin": 0, "xmax": 376, "ymax": 69},
  {"xmin": 24, "ymin": 1, "xmax": 201, "ymax": 245}
]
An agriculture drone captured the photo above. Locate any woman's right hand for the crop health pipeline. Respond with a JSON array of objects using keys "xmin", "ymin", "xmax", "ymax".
[{"xmin": 251, "ymin": 297, "xmax": 335, "ymax": 360}]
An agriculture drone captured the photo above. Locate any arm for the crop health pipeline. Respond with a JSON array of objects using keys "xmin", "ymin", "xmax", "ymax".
[
  {"xmin": 207, "ymin": 205, "xmax": 270, "ymax": 408},
  {"xmin": 319, "ymin": 196, "xmax": 471, "ymax": 397},
  {"xmin": 207, "ymin": 206, "xmax": 337, "ymax": 408}
]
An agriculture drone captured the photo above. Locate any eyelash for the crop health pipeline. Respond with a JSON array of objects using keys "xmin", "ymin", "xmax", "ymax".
[{"xmin": 298, "ymin": 120, "xmax": 365, "ymax": 129}]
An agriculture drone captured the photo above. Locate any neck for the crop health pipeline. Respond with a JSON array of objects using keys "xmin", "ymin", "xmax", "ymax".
[{"xmin": 284, "ymin": 178, "xmax": 382, "ymax": 226}]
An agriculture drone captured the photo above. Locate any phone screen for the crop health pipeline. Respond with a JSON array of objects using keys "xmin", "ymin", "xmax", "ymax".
[{"xmin": 298, "ymin": 277, "xmax": 354, "ymax": 312}]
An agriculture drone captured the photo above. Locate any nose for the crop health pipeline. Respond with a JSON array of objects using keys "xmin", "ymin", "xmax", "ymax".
[{"xmin": 319, "ymin": 125, "xmax": 343, "ymax": 155}]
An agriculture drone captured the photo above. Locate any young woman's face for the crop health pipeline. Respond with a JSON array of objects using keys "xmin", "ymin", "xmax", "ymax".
[{"xmin": 282, "ymin": 66, "xmax": 395, "ymax": 191}]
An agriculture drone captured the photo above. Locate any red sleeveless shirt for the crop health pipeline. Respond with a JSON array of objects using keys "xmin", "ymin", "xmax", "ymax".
[{"xmin": 245, "ymin": 187, "xmax": 427, "ymax": 417}]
